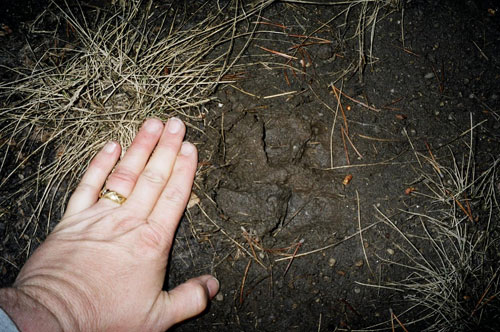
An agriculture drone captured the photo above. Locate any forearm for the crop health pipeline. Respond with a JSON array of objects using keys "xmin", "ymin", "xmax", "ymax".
[{"xmin": 0, "ymin": 287, "xmax": 63, "ymax": 332}]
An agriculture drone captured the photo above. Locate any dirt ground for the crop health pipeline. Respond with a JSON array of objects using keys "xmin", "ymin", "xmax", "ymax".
[{"xmin": 1, "ymin": 0, "xmax": 500, "ymax": 331}]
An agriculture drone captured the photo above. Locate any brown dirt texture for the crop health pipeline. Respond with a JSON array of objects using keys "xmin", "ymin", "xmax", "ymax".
[{"xmin": 1, "ymin": 0, "xmax": 500, "ymax": 331}]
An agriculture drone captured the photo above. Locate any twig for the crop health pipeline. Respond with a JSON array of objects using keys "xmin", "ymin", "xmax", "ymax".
[
  {"xmin": 403, "ymin": 127, "xmax": 422, "ymax": 168},
  {"xmin": 463, "ymin": 193, "xmax": 475, "ymax": 222},
  {"xmin": 424, "ymin": 141, "xmax": 443, "ymax": 178},
  {"xmin": 358, "ymin": 134, "xmax": 402, "ymax": 142},
  {"xmin": 447, "ymin": 191, "xmax": 474, "ymax": 223},
  {"xmin": 257, "ymin": 45, "xmax": 298, "ymax": 60},
  {"xmin": 198, "ymin": 204, "xmax": 267, "ymax": 269},
  {"xmin": 357, "ymin": 190, "xmax": 372, "ymax": 274},
  {"xmin": 275, "ymin": 222, "xmax": 379, "ymax": 262},
  {"xmin": 283, "ymin": 239, "xmax": 304, "ymax": 277},
  {"xmin": 253, "ymin": 21, "xmax": 288, "ymax": 30},
  {"xmin": 288, "ymin": 33, "xmax": 332, "ymax": 43},
  {"xmin": 283, "ymin": 68, "xmax": 290, "ymax": 86},
  {"xmin": 471, "ymin": 270, "xmax": 497, "ymax": 316},
  {"xmin": 340, "ymin": 298, "xmax": 362, "ymax": 317},
  {"xmin": 344, "ymin": 129, "xmax": 363, "ymax": 160},
  {"xmin": 341, "ymin": 126, "xmax": 350, "ymax": 165},
  {"xmin": 242, "ymin": 229, "xmax": 265, "ymax": 267},
  {"xmin": 331, "ymin": 84, "xmax": 380, "ymax": 112},
  {"xmin": 263, "ymin": 90, "xmax": 297, "ymax": 99},
  {"xmin": 239, "ymin": 259, "xmax": 252, "ymax": 305},
  {"xmin": 332, "ymin": 85, "xmax": 349, "ymax": 135},
  {"xmin": 390, "ymin": 309, "xmax": 409, "ymax": 332},
  {"xmin": 472, "ymin": 40, "xmax": 489, "ymax": 61},
  {"xmin": 320, "ymin": 153, "xmax": 405, "ymax": 171},
  {"xmin": 394, "ymin": 45, "xmax": 420, "ymax": 57},
  {"xmin": 228, "ymin": 84, "xmax": 260, "ymax": 98}
]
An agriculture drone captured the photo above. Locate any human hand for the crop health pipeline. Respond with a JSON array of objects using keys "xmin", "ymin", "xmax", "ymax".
[{"xmin": 0, "ymin": 118, "xmax": 219, "ymax": 331}]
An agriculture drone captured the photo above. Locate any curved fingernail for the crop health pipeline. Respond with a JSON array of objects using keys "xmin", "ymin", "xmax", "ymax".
[
  {"xmin": 167, "ymin": 117, "xmax": 183, "ymax": 134},
  {"xmin": 180, "ymin": 142, "xmax": 195, "ymax": 156},
  {"xmin": 144, "ymin": 119, "xmax": 163, "ymax": 133},
  {"xmin": 206, "ymin": 277, "xmax": 220, "ymax": 299},
  {"xmin": 104, "ymin": 141, "xmax": 117, "ymax": 153}
]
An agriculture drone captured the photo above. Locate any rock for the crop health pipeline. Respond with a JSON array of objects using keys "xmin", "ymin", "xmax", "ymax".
[
  {"xmin": 424, "ymin": 72, "xmax": 434, "ymax": 79},
  {"xmin": 317, "ymin": 44, "xmax": 334, "ymax": 60},
  {"xmin": 328, "ymin": 257, "xmax": 336, "ymax": 267}
]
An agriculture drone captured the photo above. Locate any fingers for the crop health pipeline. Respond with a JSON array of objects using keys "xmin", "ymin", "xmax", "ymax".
[
  {"xmin": 153, "ymin": 275, "xmax": 219, "ymax": 329},
  {"xmin": 124, "ymin": 118, "xmax": 185, "ymax": 215},
  {"xmin": 146, "ymin": 142, "xmax": 197, "ymax": 247},
  {"xmin": 100, "ymin": 119, "xmax": 164, "ymax": 206},
  {"xmin": 64, "ymin": 141, "xmax": 121, "ymax": 216}
]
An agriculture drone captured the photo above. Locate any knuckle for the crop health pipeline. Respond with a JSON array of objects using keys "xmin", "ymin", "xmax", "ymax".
[
  {"xmin": 139, "ymin": 222, "xmax": 166, "ymax": 252},
  {"xmin": 74, "ymin": 182, "xmax": 97, "ymax": 196},
  {"xmin": 160, "ymin": 185, "xmax": 187, "ymax": 206},
  {"xmin": 158, "ymin": 139, "xmax": 181, "ymax": 151},
  {"xmin": 107, "ymin": 167, "xmax": 137, "ymax": 187},
  {"xmin": 140, "ymin": 168, "xmax": 168, "ymax": 185},
  {"xmin": 190, "ymin": 282, "xmax": 208, "ymax": 313}
]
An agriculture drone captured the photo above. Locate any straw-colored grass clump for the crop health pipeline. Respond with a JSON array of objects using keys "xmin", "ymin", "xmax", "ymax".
[
  {"xmin": 362, "ymin": 123, "xmax": 500, "ymax": 331},
  {"xmin": 0, "ymin": 0, "xmax": 272, "ymax": 230}
]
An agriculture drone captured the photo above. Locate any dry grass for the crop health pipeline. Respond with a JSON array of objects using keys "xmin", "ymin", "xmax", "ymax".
[
  {"xmin": 358, "ymin": 119, "xmax": 500, "ymax": 331},
  {"xmin": 0, "ymin": 0, "xmax": 273, "ymax": 233},
  {"xmin": 0, "ymin": 0, "xmax": 401, "ymax": 236}
]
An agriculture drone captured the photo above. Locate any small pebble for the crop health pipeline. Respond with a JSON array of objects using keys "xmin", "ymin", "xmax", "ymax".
[
  {"xmin": 317, "ymin": 44, "xmax": 334, "ymax": 60},
  {"xmin": 187, "ymin": 192, "xmax": 200, "ymax": 209},
  {"xmin": 354, "ymin": 260, "xmax": 364, "ymax": 267},
  {"xmin": 215, "ymin": 293, "xmax": 224, "ymax": 301},
  {"xmin": 387, "ymin": 248, "xmax": 395, "ymax": 255},
  {"xmin": 328, "ymin": 257, "xmax": 337, "ymax": 267},
  {"xmin": 424, "ymin": 72, "xmax": 434, "ymax": 79},
  {"xmin": 354, "ymin": 287, "xmax": 361, "ymax": 294}
]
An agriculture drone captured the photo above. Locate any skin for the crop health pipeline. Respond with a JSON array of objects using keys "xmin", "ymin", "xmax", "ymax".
[{"xmin": 0, "ymin": 118, "xmax": 219, "ymax": 332}]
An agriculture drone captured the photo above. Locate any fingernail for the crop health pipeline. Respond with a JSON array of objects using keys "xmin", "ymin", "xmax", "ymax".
[
  {"xmin": 167, "ymin": 117, "xmax": 183, "ymax": 134},
  {"xmin": 104, "ymin": 141, "xmax": 117, "ymax": 153},
  {"xmin": 144, "ymin": 119, "xmax": 163, "ymax": 133},
  {"xmin": 180, "ymin": 142, "xmax": 195, "ymax": 156},
  {"xmin": 206, "ymin": 277, "xmax": 220, "ymax": 299}
]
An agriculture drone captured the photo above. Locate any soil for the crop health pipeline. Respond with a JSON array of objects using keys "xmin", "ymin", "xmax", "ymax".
[{"xmin": 1, "ymin": 0, "xmax": 500, "ymax": 331}]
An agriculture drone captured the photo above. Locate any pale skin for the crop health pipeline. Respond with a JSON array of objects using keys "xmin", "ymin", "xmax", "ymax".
[{"xmin": 0, "ymin": 118, "xmax": 219, "ymax": 332}]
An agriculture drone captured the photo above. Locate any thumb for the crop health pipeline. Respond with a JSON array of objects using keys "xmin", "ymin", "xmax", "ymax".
[{"xmin": 153, "ymin": 275, "xmax": 219, "ymax": 330}]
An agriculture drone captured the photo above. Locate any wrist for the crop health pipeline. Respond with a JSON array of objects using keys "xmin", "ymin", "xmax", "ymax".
[{"xmin": 0, "ymin": 287, "xmax": 63, "ymax": 332}]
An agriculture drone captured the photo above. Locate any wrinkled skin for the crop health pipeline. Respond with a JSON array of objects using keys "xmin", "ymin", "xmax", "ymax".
[{"xmin": 0, "ymin": 118, "xmax": 219, "ymax": 332}]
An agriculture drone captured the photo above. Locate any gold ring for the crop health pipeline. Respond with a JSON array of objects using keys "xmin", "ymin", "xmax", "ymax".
[{"xmin": 99, "ymin": 189, "xmax": 127, "ymax": 205}]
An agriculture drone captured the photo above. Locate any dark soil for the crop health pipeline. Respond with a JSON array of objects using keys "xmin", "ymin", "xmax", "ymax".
[{"xmin": 1, "ymin": 0, "xmax": 500, "ymax": 331}]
